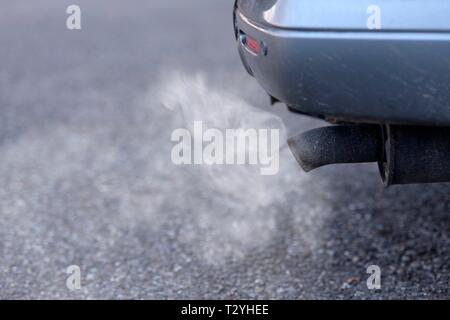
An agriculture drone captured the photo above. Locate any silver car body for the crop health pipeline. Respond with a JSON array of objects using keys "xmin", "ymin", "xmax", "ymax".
[{"xmin": 235, "ymin": 0, "xmax": 450, "ymax": 125}]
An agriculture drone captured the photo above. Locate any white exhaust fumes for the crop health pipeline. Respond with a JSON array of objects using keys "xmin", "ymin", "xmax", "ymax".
[{"xmin": 171, "ymin": 120, "xmax": 280, "ymax": 176}]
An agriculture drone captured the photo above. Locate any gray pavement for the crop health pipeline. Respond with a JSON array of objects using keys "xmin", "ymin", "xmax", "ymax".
[{"xmin": 0, "ymin": 0, "xmax": 448, "ymax": 299}]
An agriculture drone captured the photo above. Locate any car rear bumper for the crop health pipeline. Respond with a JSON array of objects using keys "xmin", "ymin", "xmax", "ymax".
[{"xmin": 235, "ymin": 6, "xmax": 450, "ymax": 126}]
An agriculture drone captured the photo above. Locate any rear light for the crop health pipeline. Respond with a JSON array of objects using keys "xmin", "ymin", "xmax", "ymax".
[
  {"xmin": 239, "ymin": 31, "xmax": 263, "ymax": 56},
  {"xmin": 245, "ymin": 35, "xmax": 260, "ymax": 55}
]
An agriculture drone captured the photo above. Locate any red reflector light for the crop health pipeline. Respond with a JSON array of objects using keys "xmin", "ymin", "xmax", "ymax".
[{"xmin": 245, "ymin": 35, "xmax": 260, "ymax": 55}]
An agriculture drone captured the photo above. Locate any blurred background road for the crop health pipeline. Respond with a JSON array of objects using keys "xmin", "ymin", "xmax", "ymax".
[{"xmin": 0, "ymin": 0, "xmax": 448, "ymax": 299}]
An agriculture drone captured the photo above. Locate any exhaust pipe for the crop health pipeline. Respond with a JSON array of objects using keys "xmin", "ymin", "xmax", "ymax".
[
  {"xmin": 287, "ymin": 125, "xmax": 383, "ymax": 172},
  {"xmin": 288, "ymin": 124, "xmax": 450, "ymax": 185},
  {"xmin": 379, "ymin": 125, "xmax": 450, "ymax": 185}
]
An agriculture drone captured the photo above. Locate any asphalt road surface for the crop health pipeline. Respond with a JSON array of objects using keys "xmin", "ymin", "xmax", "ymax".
[{"xmin": 0, "ymin": 0, "xmax": 449, "ymax": 299}]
